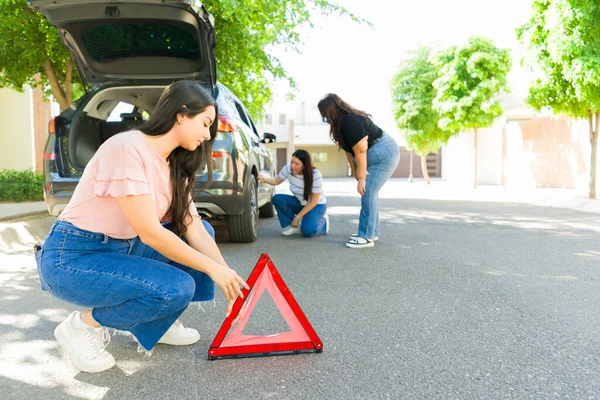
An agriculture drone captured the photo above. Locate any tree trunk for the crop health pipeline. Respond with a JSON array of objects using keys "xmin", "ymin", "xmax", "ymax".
[
  {"xmin": 409, "ymin": 150, "xmax": 414, "ymax": 183},
  {"xmin": 420, "ymin": 150, "xmax": 431, "ymax": 184},
  {"xmin": 589, "ymin": 111, "xmax": 599, "ymax": 199},
  {"xmin": 43, "ymin": 58, "xmax": 72, "ymax": 111},
  {"xmin": 473, "ymin": 126, "xmax": 479, "ymax": 189}
]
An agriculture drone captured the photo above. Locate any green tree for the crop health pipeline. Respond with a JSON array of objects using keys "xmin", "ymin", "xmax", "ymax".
[
  {"xmin": 0, "ymin": 0, "xmax": 78, "ymax": 111},
  {"xmin": 517, "ymin": 0, "xmax": 600, "ymax": 199},
  {"xmin": 0, "ymin": 0, "xmax": 361, "ymax": 117},
  {"xmin": 390, "ymin": 46, "xmax": 454, "ymax": 184},
  {"xmin": 433, "ymin": 36, "xmax": 511, "ymax": 188}
]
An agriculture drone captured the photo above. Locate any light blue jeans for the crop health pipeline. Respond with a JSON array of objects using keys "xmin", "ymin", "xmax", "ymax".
[
  {"xmin": 357, "ymin": 134, "xmax": 400, "ymax": 240},
  {"xmin": 272, "ymin": 194, "xmax": 327, "ymax": 237},
  {"xmin": 35, "ymin": 220, "xmax": 215, "ymax": 352}
]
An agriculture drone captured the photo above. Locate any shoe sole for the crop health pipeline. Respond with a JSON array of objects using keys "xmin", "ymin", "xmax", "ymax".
[
  {"xmin": 157, "ymin": 332, "xmax": 200, "ymax": 346},
  {"xmin": 349, "ymin": 235, "xmax": 378, "ymax": 241},
  {"xmin": 346, "ymin": 241, "xmax": 375, "ymax": 249},
  {"xmin": 54, "ymin": 323, "xmax": 115, "ymax": 373}
]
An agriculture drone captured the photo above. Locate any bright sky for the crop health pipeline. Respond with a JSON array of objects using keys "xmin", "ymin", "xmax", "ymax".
[{"xmin": 271, "ymin": 0, "xmax": 535, "ymax": 135}]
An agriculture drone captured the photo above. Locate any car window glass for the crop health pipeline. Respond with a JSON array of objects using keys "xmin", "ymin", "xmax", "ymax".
[
  {"xmin": 82, "ymin": 23, "xmax": 200, "ymax": 62},
  {"xmin": 216, "ymin": 93, "xmax": 239, "ymax": 119},
  {"xmin": 235, "ymin": 102, "xmax": 261, "ymax": 141},
  {"xmin": 107, "ymin": 102, "xmax": 135, "ymax": 121},
  {"xmin": 234, "ymin": 102, "xmax": 250, "ymax": 126}
]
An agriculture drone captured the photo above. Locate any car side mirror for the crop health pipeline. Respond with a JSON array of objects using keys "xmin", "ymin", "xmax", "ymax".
[{"xmin": 261, "ymin": 132, "xmax": 277, "ymax": 143}]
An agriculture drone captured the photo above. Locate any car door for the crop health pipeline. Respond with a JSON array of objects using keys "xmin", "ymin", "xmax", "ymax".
[{"xmin": 232, "ymin": 102, "xmax": 272, "ymax": 203}]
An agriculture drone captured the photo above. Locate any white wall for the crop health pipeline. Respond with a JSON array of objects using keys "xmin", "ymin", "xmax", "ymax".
[
  {"xmin": 477, "ymin": 124, "xmax": 503, "ymax": 185},
  {"xmin": 442, "ymin": 122, "xmax": 504, "ymax": 186},
  {"xmin": 0, "ymin": 87, "xmax": 35, "ymax": 171}
]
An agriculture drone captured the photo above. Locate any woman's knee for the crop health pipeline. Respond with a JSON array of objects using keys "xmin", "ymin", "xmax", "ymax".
[
  {"xmin": 272, "ymin": 194, "xmax": 285, "ymax": 206},
  {"xmin": 301, "ymin": 226, "xmax": 317, "ymax": 238},
  {"xmin": 166, "ymin": 274, "xmax": 196, "ymax": 311}
]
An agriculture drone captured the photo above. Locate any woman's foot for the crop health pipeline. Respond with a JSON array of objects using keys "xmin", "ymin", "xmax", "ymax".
[
  {"xmin": 157, "ymin": 320, "xmax": 200, "ymax": 345},
  {"xmin": 281, "ymin": 225, "xmax": 301, "ymax": 236},
  {"xmin": 346, "ymin": 237, "xmax": 375, "ymax": 248},
  {"xmin": 349, "ymin": 233, "xmax": 378, "ymax": 241},
  {"xmin": 54, "ymin": 311, "xmax": 115, "ymax": 373},
  {"xmin": 324, "ymin": 214, "xmax": 330, "ymax": 234}
]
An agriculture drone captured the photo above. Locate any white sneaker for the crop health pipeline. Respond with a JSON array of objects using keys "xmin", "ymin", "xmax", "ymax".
[
  {"xmin": 54, "ymin": 311, "xmax": 115, "ymax": 373},
  {"xmin": 324, "ymin": 214, "xmax": 330, "ymax": 234},
  {"xmin": 281, "ymin": 225, "xmax": 301, "ymax": 236},
  {"xmin": 349, "ymin": 233, "xmax": 378, "ymax": 241},
  {"xmin": 346, "ymin": 237, "xmax": 375, "ymax": 249},
  {"xmin": 157, "ymin": 320, "xmax": 200, "ymax": 346}
]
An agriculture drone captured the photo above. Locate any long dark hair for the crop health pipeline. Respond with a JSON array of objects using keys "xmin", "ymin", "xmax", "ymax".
[
  {"xmin": 138, "ymin": 80, "xmax": 217, "ymax": 237},
  {"xmin": 292, "ymin": 149, "xmax": 314, "ymax": 202},
  {"xmin": 317, "ymin": 93, "xmax": 370, "ymax": 150}
]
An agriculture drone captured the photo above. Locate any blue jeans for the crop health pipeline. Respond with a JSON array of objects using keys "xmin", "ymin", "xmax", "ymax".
[
  {"xmin": 271, "ymin": 194, "xmax": 327, "ymax": 237},
  {"xmin": 35, "ymin": 220, "xmax": 215, "ymax": 352},
  {"xmin": 358, "ymin": 134, "xmax": 400, "ymax": 240}
]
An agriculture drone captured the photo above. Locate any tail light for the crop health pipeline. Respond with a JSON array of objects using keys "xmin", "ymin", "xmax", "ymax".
[
  {"xmin": 48, "ymin": 117, "xmax": 56, "ymax": 134},
  {"xmin": 44, "ymin": 117, "xmax": 57, "ymax": 161},
  {"xmin": 217, "ymin": 115, "xmax": 239, "ymax": 133}
]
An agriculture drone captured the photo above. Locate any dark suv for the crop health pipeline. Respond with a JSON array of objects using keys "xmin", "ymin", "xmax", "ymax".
[{"xmin": 33, "ymin": 0, "xmax": 277, "ymax": 243}]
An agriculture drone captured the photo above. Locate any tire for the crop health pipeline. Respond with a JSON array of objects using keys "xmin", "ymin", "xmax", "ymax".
[
  {"xmin": 227, "ymin": 178, "xmax": 259, "ymax": 243},
  {"xmin": 259, "ymin": 186, "xmax": 275, "ymax": 218}
]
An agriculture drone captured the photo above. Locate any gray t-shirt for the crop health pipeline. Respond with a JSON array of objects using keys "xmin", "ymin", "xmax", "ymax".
[{"xmin": 278, "ymin": 164, "xmax": 327, "ymax": 205}]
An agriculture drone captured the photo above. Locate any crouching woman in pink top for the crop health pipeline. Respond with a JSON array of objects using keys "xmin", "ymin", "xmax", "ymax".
[{"xmin": 35, "ymin": 81, "xmax": 249, "ymax": 373}]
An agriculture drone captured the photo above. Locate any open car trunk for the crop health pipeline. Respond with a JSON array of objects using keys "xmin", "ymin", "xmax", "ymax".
[{"xmin": 30, "ymin": 0, "xmax": 216, "ymax": 87}]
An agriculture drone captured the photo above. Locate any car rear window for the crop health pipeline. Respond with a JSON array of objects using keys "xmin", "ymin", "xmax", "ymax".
[{"xmin": 82, "ymin": 23, "xmax": 200, "ymax": 61}]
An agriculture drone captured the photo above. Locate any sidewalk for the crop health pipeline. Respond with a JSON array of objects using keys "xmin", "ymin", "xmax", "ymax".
[
  {"xmin": 1, "ymin": 180, "xmax": 600, "ymax": 222},
  {"xmin": 324, "ymin": 178, "xmax": 600, "ymax": 215},
  {"xmin": 0, "ymin": 201, "xmax": 47, "ymax": 222}
]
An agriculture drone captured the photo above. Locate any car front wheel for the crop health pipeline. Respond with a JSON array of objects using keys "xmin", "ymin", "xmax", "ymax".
[{"xmin": 227, "ymin": 178, "xmax": 259, "ymax": 243}]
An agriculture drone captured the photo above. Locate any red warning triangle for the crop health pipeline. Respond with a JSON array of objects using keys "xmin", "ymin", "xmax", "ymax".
[{"xmin": 208, "ymin": 254, "xmax": 323, "ymax": 359}]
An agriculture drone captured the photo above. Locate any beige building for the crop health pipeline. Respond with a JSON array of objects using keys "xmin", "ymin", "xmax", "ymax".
[
  {"xmin": 259, "ymin": 98, "xmax": 413, "ymax": 178},
  {"xmin": 0, "ymin": 84, "xmax": 56, "ymax": 174},
  {"xmin": 442, "ymin": 105, "xmax": 600, "ymax": 194}
]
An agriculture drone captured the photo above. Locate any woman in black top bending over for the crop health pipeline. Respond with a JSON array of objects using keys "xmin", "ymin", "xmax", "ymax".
[{"xmin": 318, "ymin": 94, "xmax": 400, "ymax": 248}]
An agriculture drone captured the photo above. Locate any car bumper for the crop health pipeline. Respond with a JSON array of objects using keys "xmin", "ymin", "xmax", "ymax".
[{"xmin": 194, "ymin": 193, "xmax": 246, "ymax": 218}]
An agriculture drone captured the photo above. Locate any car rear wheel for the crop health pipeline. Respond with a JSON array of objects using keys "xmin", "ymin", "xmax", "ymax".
[{"xmin": 227, "ymin": 178, "xmax": 259, "ymax": 243}]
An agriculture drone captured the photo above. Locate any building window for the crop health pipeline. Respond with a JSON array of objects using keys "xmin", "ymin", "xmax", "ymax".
[
  {"xmin": 279, "ymin": 114, "xmax": 287, "ymax": 125},
  {"xmin": 264, "ymin": 113, "xmax": 272, "ymax": 125}
]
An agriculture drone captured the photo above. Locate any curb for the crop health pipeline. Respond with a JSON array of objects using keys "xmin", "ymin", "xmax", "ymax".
[{"xmin": 0, "ymin": 210, "xmax": 49, "ymax": 223}]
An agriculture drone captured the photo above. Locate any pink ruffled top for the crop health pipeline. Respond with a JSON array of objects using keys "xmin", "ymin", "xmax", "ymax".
[{"xmin": 59, "ymin": 130, "xmax": 199, "ymax": 239}]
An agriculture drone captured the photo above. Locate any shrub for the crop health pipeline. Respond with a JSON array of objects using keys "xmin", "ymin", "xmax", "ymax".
[{"xmin": 0, "ymin": 169, "xmax": 44, "ymax": 202}]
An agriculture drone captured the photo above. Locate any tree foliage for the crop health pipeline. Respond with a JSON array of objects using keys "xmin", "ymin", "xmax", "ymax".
[
  {"xmin": 517, "ymin": 0, "xmax": 600, "ymax": 117},
  {"xmin": 390, "ymin": 46, "xmax": 453, "ymax": 155},
  {"xmin": 433, "ymin": 36, "xmax": 511, "ymax": 134},
  {"xmin": 204, "ymin": 0, "xmax": 361, "ymax": 118},
  {"xmin": 517, "ymin": 0, "xmax": 600, "ymax": 199},
  {"xmin": 0, "ymin": 0, "xmax": 361, "ymax": 117},
  {"xmin": 0, "ymin": 0, "xmax": 80, "ymax": 111}
]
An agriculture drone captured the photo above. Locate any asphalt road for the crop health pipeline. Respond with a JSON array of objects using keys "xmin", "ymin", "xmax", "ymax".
[{"xmin": 1, "ymin": 191, "xmax": 599, "ymax": 399}]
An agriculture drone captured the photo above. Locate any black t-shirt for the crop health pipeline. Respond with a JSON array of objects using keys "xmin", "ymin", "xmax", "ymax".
[{"xmin": 339, "ymin": 114, "xmax": 383, "ymax": 155}]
